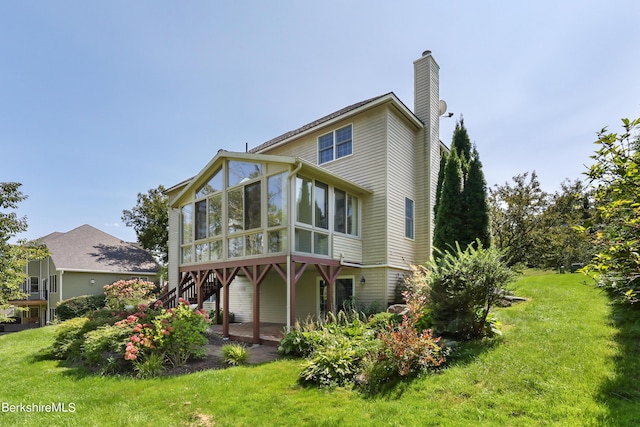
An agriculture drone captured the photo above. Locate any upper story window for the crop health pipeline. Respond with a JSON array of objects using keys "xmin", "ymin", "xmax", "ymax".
[
  {"xmin": 318, "ymin": 124, "xmax": 352, "ymax": 164},
  {"xmin": 405, "ymin": 198, "xmax": 414, "ymax": 240},
  {"xmin": 30, "ymin": 277, "xmax": 39, "ymax": 292}
]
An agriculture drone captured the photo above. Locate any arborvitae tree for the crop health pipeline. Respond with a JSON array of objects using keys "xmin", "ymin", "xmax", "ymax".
[
  {"xmin": 450, "ymin": 117, "xmax": 472, "ymax": 168},
  {"xmin": 462, "ymin": 147, "xmax": 491, "ymax": 248},
  {"xmin": 433, "ymin": 152, "xmax": 448, "ymax": 221},
  {"xmin": 433, "ymin": 149, "xmax": 464, "ymax": 255},
  {"xmin": 433, "ymin": 119, "xmax": 491, "ymax": 258}
]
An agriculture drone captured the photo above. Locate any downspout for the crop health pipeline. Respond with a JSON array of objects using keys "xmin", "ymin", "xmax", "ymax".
[
  {"xmin": 286, "ymin": 160, "xmax": 303, "ymax": 332},
  {"xmin": 59, "ymin": 270, "xmax": 64, "ymax": 307}
]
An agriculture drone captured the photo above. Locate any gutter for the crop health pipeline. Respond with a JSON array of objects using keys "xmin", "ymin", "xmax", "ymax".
[{"xmin": 338, "ymin": 254, "xmax": 411, "ymax": 272}]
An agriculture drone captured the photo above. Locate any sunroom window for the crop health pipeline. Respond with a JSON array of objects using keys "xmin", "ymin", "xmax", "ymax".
[
  {"xmin": 334, "ymin": 189, "xmax": 359, "ymax": 236},
  {"xmin": 195, "ymin": 168, "xmax": 222, "ymax": 199},
  {"xmin": 295, "ymin": 176, "xmax": 333, "ymax": 255},
  {"xmin": 228, "ymin": 161, "xmax": 263, "ymax": 187}
]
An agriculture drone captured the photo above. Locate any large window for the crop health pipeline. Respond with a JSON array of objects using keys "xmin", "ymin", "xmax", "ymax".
[
  {"xmin": 295, "ymin": 176, "xmax": 330, "ymax": 255},
  {"xmin": 296, "ymin": 176, "xmax": 313, "ymax": 225},
  {"xmin": 334, "ymin": 189, "xmax": 358, "ymax": 236},
  {"xmin": 181, "ymin": 205, "xmax": 193, "ymax": 244},
  {"xmin": 228, "ymin": 161, "xmax": 263, "ymax": 187},
  {"xmin": 195, "ymin": 168, "xmax": 222, "ymax": 198},
  {"xmin": 244, "ymin": 181, "xmax": 261, "ymax": 230},
  {"xmin": 315, "ymin": 182, "xmax": 328, "ymax": 229},
  {"xmin": 405, "ymin": 198, "xmax": 414, "ymax": 239},
  {"xmin": 318, "ymin": 125, "xmax": 352, "ymax": 164},
  {"xmin": 267, "ymin": 172, "xmax": 288, "ymax": 254},
  {"xmin": 267, "ymin": 173, "xmax": 287, "ymax": 227},
  {"xmin": 208, "ymin": 195, "xmax": 222, "ymax": 237},
  {"xmin": 195, "ymin": 200, "xmax": 207, "ymax": 240}
]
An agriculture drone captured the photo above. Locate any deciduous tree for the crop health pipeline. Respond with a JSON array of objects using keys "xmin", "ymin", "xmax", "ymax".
[
  {"xmin": 122, "ymin": 185, "xmax": 169, "ymax": 265},
  {"xmin": 489, "ymin": 172, "xmax": 549, "ymax": 266},
  {"xmin": 0, "ymin": 182, "xmax": 48, "ymax": 322},
  {"xmin": 582, "ymin": 117, "xmax": 640, "ymax": 304}
]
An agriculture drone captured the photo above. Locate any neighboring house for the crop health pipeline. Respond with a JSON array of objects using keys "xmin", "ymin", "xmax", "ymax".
[
  {"xmin": 4, "ymin": 224, "xmax": 159, "ymax": 332},
  {"xmin": 164, "ymin": 51, "xmax": 448, "ymax": 343}
]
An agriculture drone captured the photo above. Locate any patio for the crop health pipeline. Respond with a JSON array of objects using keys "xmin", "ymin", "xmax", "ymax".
[{"xmin": 209, "ymin": 322, "xmax": 286, "ymax": 347}]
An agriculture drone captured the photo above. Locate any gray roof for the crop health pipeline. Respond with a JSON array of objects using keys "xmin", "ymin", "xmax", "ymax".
[
  {"xmin": 39, "ymin": 224, "xmax": 159, "ymax": 274},
  {"xmin": 249, "ymin": 93, "xmax": 391, "ymax": 153}
]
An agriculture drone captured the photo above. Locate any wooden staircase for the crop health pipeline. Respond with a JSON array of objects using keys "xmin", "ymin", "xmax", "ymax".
[{"xmin": 156, "ymin": 272, "xmax": 219, "ymax": 309}]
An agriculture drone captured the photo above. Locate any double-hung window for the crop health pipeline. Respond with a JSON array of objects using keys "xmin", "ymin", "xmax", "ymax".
[
  {"xmin": 318, "ymin": 124, "xmax": 352, "ymax": 164},
  {"xmin": 405, "ymin": 198, "xmax": 414, "ymax": 240}
]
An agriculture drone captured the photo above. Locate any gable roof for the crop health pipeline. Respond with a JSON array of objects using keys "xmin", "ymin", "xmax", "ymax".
[
  {"xmin": 169, "ymin": 151, "xmax": 372, "ymax": 208},
  {"xmin": 167, "ymin": 91, "xmax": 421, "ymax": 201},
  {"xmin": 39, "ymin": 224, "xmax": 159, "ymax": 274},
  {"xmin": 249, "ymin": 92, "xmax": 422, "ymax": 154}
]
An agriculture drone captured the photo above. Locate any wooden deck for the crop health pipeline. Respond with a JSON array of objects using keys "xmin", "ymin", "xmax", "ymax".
[{"xmin": 209, "ymin": 322, "xmax": 286, "ymax": 347}]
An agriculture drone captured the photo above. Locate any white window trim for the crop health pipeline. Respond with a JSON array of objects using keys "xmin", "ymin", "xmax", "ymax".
[
  {"xmin": 405, "ymin": 197, "xmax": 415, "ymax": 240},
  {"xmin": 317, "ymin": 124, "xmax": 353, "ymax": 165}
]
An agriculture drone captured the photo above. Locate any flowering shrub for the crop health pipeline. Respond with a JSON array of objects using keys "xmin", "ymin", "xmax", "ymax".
[
  {"xmin": 103, "ymin": 279, "xmax": 157, "ymax": 311},
  {"xmin": 117, "ymin": 298, "xmax": 210, "ymax": 369}
]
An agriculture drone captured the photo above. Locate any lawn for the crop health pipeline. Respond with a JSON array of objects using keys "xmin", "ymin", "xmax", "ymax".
[{"xmin": 1, "ymin": 271, "xmax": 639, "ymax": 426}]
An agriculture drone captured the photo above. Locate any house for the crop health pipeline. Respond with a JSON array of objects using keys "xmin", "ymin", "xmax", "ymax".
[
  {"xmin": 4, "ymin": 224, "xmax": 159, "ymax": 331},
  {"xmin": 163, "ymin": 51, "xmax": 448, "ymax": 344}
]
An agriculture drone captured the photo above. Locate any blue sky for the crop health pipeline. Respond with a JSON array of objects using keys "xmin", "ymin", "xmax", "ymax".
[{"xmin": 2, "ymin": 1, "xmax": 639, "ymax": 243}]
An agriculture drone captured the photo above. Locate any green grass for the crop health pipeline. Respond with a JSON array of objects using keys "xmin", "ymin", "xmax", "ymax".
[{"xmin": 1, "ymin": 271, "xmax": 639, "ymax": 426}]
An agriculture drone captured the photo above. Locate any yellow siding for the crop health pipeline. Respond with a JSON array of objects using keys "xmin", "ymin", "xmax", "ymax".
[
  {"xmin": 263, "ymin": 107, "xmax": 389, "ymax": 265},
  {"xmin": 333, "ymin": 234, "xmax": 362, "ymax": 264},
  {"xmin": 260, "ymin": 275, "xmax": 287, "ymax": 323},
  {"xmin": 386, "ymin": 111, "xmax": 419, "ymax": 266},
  {"xmin": 226, "ymin": 277, "xmax": 253, "ymax": 323}
]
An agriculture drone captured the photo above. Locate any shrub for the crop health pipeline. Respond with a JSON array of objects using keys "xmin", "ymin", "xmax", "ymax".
[
  {"xmin": 429, "ymin": 242, "xmax": 516, "ymax": 340},
  {"xmin": 51, "ymin": 317, "xmax": 93, "ymax": 360},
  {"xmin": 56, "ymin": 294, "xmax": 106, "ymax": 321},
  {"xmin": 210, "ymin": 309, "xmax": 235, "ymax": 324},
  {"xmin": 278, "ymin": 311, "xmax": 370, "ymax": 357},
  {"xmin": 378, "ymin": 322, "xmax": 446, "ymax": 377},
  {"xmin": 366, "ymin": 312, "xmax": 400, "ymax": 332},
  {"xmin": 103, "ymin": 279, "xmax": 156, "ymax": 311},
  {"xmin": 120, "ymin": 299, "xmax": 210, "ymax": 369},
  {"xmin": 133, "ymin": 352, "xmax": 165, "ymax": 378},
  {"xmin": 278, "ymin": 324, "xmax": 323, "ymax": 357},
  {"xmin": 299, "ymin": 333, "xmax": 364, "ymax": 388},
  {"xmin": 222, "ymin": 343, "xmax": 249, "ymax": 366},
  {"xmin": 83, "ymin": 324, "xmax": 133, "ymax": 367},
  {"xmin": 376, "ymin": 289, "xmax": 447, "ymax": 377}
]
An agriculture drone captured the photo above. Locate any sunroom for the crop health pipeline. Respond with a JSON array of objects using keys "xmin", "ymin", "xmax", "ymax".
[{"xmin": 166, "ymin": 152, "xmax": 370, "ymax": 344}]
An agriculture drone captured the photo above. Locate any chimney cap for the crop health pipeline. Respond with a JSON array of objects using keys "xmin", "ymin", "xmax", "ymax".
[{"xmin": 422, "ymin": 50, "xmax": 432, "ymax": 56}]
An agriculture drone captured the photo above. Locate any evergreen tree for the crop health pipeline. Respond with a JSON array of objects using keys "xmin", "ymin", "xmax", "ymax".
[
  {"xmin": 433, "ymin": 119, "xmax": 491, "ymax": 257},
  {"xmin": 433, "ymin": 149, "xmax": 464, "ymax": 255},
  {"xmin": 462, "ymin": 147, "xmax": 491, "ymax": 248},
  {"xmin": 450, "ymin": 117, "xmax": 472, "ymax": 168},
  {"xmin": 433, "ymin": 152, "xmax": 448, "ymax": 221}
]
